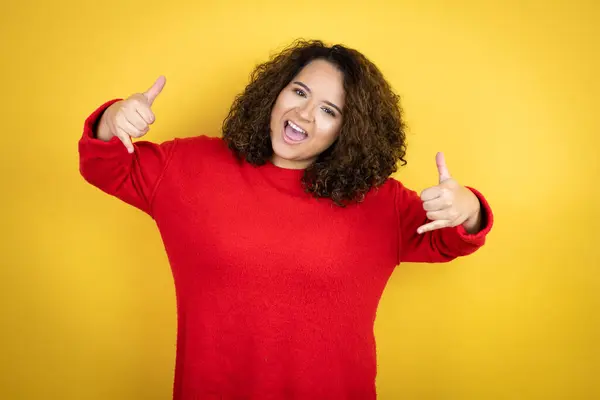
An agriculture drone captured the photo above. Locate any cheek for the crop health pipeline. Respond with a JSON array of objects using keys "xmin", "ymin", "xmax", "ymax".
[
  {"xmin": 271, "ymin": 95, "xmax": 284, "ymax": 116},
  {"xmin": 275, "ymin": 91, "xmax": 302, "ymax": 111},
  {"xmin": 316, "ymin": 115, "xmax": 342, "ymax": 141}
]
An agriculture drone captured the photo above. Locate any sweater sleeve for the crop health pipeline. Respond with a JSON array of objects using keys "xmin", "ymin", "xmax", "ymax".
[
  {"xmin": 395, "ymin": 180, "xmax": 494, "ymax": 264},
  {"xmin": 78, "ymin": 99, "xmax": 177, "ymax": 218}
]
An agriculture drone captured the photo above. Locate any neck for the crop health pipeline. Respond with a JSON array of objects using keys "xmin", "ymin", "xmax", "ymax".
[{"xmin": 270, "ymin": 155, "xmax": 313, "ymax": 170}]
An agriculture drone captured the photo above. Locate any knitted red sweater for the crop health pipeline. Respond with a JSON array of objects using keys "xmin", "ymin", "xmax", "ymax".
[{"xmin": 78, "ymin": 100, "xmax": 493, "ymax": 399}]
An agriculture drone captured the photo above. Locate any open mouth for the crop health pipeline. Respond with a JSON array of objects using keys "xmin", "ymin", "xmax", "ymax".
[{"xmin": 283, "ymin": 120, "xmax": 308, "ymax": 143}]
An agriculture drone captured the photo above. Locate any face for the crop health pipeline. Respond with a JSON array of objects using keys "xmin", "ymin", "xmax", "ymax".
[{"xmin": 269, "ymin": 59, "xmax": 345, "ymax": 169}]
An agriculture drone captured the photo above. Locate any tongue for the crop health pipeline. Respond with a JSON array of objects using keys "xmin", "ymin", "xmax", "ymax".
[{"xmin": 285, "ymin": 124, "xmax": 307, "ymax": 141}]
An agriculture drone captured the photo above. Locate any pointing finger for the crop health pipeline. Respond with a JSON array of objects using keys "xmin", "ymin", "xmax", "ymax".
[
  {"xmin": 116, "ymin": 127, "xmax": 135, "ymax": 154},
  {"xmin": 417, "ymin": 219, "xmax": 450, "ymax": 234}
]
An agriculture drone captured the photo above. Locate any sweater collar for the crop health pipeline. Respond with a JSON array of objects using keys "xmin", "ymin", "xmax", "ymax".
[{"xmin": 255, "ymin": 160, "xmax": 308, "ymax": 196}]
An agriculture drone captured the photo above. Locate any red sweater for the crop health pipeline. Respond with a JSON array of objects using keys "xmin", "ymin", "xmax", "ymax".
[{"xmin": 78, "ymin": 100, "xmax": 493, "ymax": 399}]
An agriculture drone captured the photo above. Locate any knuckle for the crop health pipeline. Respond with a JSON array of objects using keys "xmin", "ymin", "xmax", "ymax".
[
  {"xmin": 122, "ymin": 101, "xmax": 132, "ymax": 110},
  {"xmin": 126, "ymin": 100, "xmax": 139, "ymax": 110},
  {"xmin": 125, "ymin": 109, "xmax": 137, "ymax": 120},
  {"xmin": 127, "ymin": 94, "xmax": 142, "ymax": 103},
  {"xmin": 116, "ymin": 112, "xmax": 128, "ymax": 125}
]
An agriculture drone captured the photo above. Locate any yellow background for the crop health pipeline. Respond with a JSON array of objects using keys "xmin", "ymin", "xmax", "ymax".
[{"xmin": 2, "ymin": 0, "xmax": 598, "ymax": 398}]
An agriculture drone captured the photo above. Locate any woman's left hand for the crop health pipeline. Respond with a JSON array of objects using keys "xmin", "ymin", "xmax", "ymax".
[{"xmin": 417, "ymin": 152, "xmax": 482, "ymax": 235}]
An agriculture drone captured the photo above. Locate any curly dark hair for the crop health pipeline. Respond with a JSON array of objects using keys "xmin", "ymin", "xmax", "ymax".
[{"xmin": 222, "ymin": 39, "xmax": 407, "ymax": 206}]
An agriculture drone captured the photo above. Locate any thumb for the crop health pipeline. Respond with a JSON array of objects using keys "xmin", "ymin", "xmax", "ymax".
[
  {"xmin": 143, "ymin": 75, "xmax": 166, "ymax": 105},
  {"xmin": 436, "ymin": 151, "xmax": 452, "ymax": 183}
]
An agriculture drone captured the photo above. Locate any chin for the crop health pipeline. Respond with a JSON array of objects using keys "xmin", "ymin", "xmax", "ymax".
[{"xmin": 272, "ymin": 138, "xmax": 299, "ymax": 160}]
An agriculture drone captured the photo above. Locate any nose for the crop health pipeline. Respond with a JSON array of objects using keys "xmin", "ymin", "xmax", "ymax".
[{"xmin": 297, "ymin": 101, "xmax": 315, "ymax": 122}]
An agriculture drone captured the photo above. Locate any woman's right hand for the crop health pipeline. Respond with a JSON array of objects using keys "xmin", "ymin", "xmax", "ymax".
[{"xmin": 96, "ymin": 76, "xmax": 166, "ymax": 153}]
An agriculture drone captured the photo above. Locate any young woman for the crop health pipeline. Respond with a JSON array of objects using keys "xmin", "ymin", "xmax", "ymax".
[{"xmin": 79, "ymin": 39, "xmax": 493, "ymax": 399}]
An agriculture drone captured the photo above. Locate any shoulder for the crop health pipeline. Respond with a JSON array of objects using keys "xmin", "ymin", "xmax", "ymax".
[
  {"xmin": 362, "ymin": 176, "xmax": 422, "ymax": 211},
  {"xmin": 173, "ymin": 134, "xmax": 227, "ymax": 152},
  {"xmin": 355, "ymin": 177, "xmax": 402, "ymax": 210},
  {"xmin": 164, "ymin": 134, "xmax": 244, "ymax": 178},
  {"xmin": 170, "ymin": 134, "xmax": 235, "ymax": 162},
  {"xmin": 367, "ymin": 176, "xmax": 410, "ymax": 199}
]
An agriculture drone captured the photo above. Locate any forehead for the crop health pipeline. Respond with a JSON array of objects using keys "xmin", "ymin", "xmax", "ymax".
[{"xmin": 294, "ymin": 59, "xmax": 345, "ymax": 104}]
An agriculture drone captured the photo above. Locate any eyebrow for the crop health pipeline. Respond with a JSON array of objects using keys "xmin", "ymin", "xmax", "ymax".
[{"xmin": 293, "ymin": 81, "xmax": 343, "ymax": 115}]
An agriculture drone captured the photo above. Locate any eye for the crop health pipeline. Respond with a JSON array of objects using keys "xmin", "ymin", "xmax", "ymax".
[
  {"xmin": 321, "ymin": 106, "xmax": 336, "ymax": 117},
  {"xmin": 294, "ymin": 88, "xmax": 307, "ymax": 97}
]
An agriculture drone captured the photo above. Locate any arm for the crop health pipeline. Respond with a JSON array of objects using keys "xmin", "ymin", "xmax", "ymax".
[
  {"xmin": 78, "ymin": 98, "xmax": 176, "ymax": 217},
  {"xmin": 395, "ymin": 181, "xmax": 494, "ymax": 264}
]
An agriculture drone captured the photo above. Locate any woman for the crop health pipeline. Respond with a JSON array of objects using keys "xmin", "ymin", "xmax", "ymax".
[{"xmin": 79, "ymin": 39, "xmax": 493, "ymax": 399}]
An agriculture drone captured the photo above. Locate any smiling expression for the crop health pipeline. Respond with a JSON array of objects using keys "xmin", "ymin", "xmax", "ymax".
[{"xmin": 269, "ymin": 59, "xmax": 345, "ymax": 170}]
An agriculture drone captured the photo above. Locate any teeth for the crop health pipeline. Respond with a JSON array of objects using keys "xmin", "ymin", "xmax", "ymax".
[{"xmin": 288, "ymin": 121, "xmax": 306, "ymax": 134}]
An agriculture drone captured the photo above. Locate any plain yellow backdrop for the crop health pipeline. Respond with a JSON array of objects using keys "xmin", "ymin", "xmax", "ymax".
[{"xmin": 2, "ymin": 0, "xmax": 598, "ymax": 398}]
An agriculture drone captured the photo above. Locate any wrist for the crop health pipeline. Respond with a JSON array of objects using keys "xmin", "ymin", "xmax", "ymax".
[
  {"xmin": 461, "ymin": 189, "xmax": 484, "ymax": 234},
  {"xmin": 462, "ymin": 208, "xmax": 482, "ymax": 233},
  {"xmin": 94, "ymin": 102, "xmax": 120, "ymax": 142}
]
